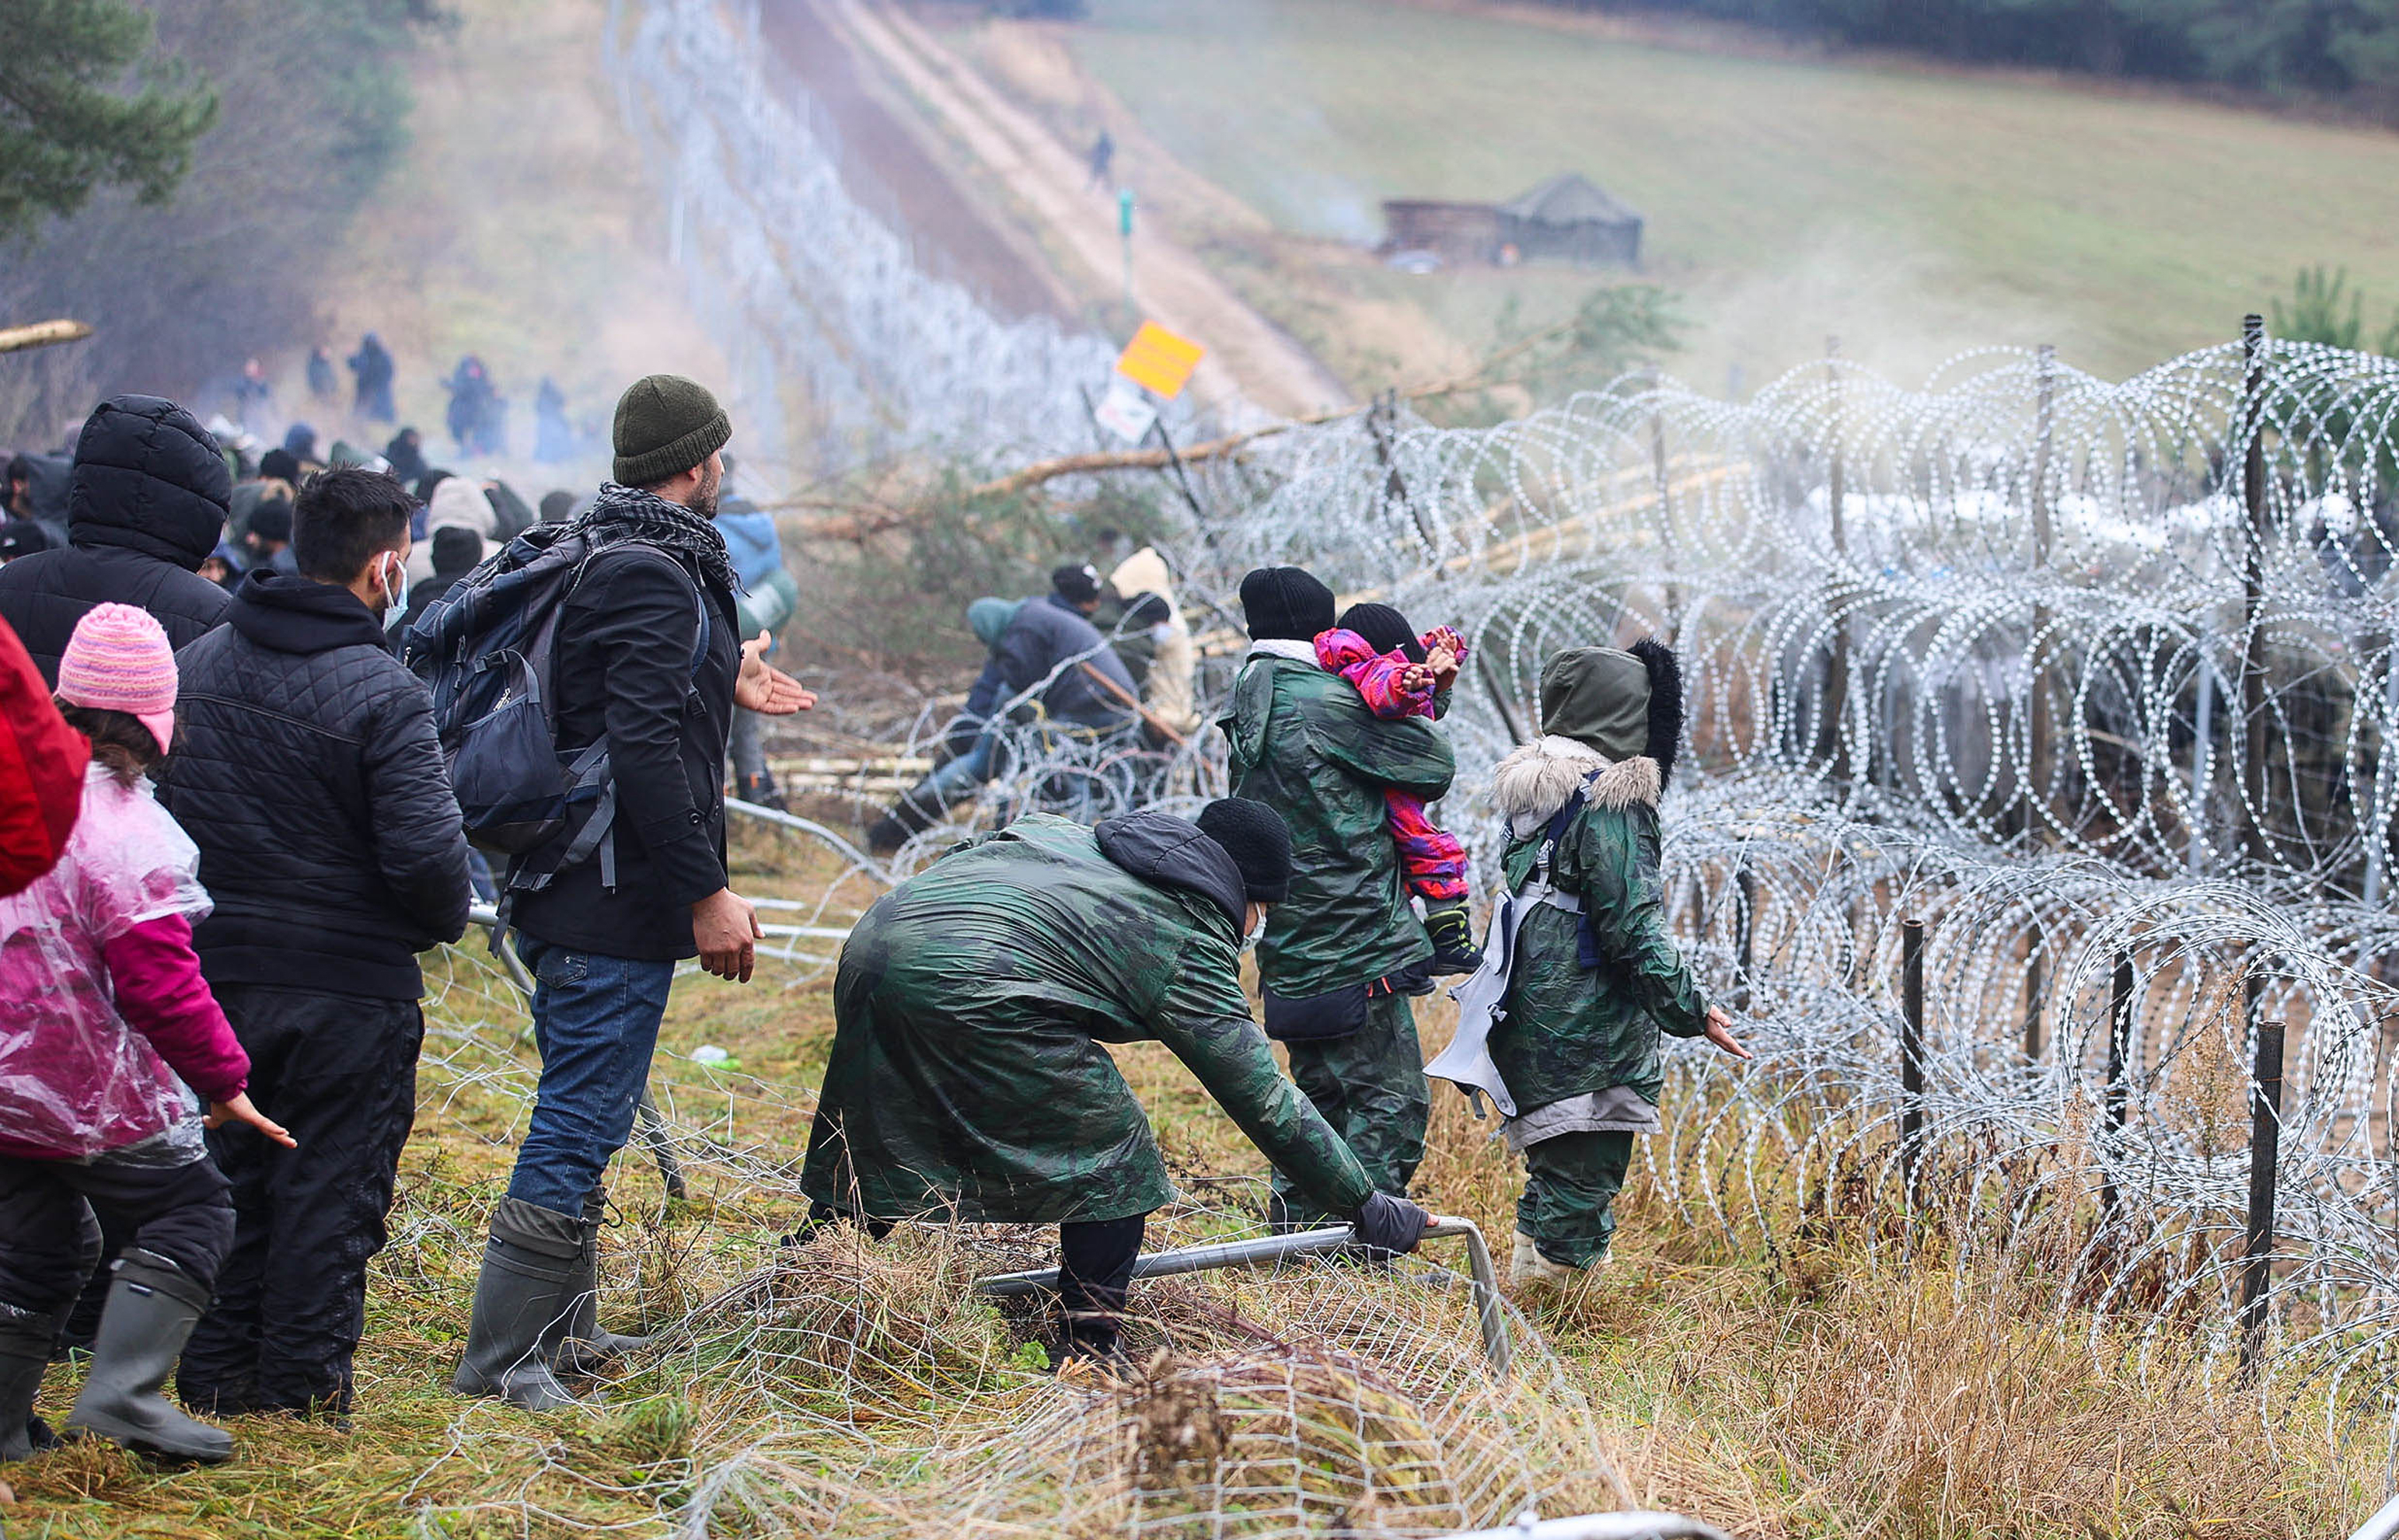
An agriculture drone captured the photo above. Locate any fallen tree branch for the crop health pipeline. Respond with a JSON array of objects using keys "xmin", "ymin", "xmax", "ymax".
[{"xmin": 0, "ymin": 319, "xmax": 93, "ymax": 355}]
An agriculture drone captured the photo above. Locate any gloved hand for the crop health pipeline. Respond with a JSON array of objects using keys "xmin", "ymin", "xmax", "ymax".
[{"xmin": 1353, "ymin": 1193, "xmax": 1433, "ymax": 1256}]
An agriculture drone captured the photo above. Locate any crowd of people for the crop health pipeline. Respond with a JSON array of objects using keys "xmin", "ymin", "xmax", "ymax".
[{"xmin": 0, "ymin": 365, "xmax": 1748, "ymax": 1471}]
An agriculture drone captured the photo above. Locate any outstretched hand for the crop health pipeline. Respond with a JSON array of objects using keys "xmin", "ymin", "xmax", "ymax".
[
  {"xmin": 207, "ymin": 1092, "xmax": 296, "ymax": 1148},
  {"xmin": 737, "ymin": 630, "xmax": 818, "ymax": 715},
  {"xmin": 1703, "ymin": 1005, "xmax": 1753, "ymax": 1062}
]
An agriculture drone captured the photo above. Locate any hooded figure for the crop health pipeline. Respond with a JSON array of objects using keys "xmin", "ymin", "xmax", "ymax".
[
  {"xmin": 409, "ymin": 475, "xmax": 500, "ymax": 585},
  {"xmin": 1106, "ymin": 547, "xmax": 1200, "ymax": 740},
  {"xmin": 799, "ymin": 801, "xmax": 1430, "ymax": 1364},
  {"xmin": 1220, "ymin": 566, "xmax": 1455, "ymax": 1229},
  {"xmin": 0, "ymin": 397, "xmax": 233, "ymax": 683},
  {"xmin": 1457, "ymin": 640, "xmax": 1744, "ymax": 1293}
]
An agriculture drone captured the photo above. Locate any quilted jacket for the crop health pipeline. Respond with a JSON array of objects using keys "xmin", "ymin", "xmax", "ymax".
[
  {"xmin": 0, "ymin": 396, "xmax": 232, "ymax": 683},
  {"xmin": 159, "ymin": 572, "xmax": 470, "ymax": 999}
]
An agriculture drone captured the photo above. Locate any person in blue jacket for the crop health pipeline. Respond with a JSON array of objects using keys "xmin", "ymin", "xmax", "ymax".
[{"xmin": 712, "ymin": 468, "xmax": 797, "ymax": 809}]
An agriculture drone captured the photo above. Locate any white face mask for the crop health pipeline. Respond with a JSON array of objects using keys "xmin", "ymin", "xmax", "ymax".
[
  {"xmin": 379, "ymin": 553, "xmax": 409, "ymax": 628},
  {"xmin": 1241, "ymin": 903, "xmax": 1269, "ymax": 952}
]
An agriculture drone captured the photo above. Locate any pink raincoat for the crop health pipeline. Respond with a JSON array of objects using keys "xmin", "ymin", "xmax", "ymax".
[{"xmin": 0, "ymin": 763, "xmax": 243, "ymax": 1160}]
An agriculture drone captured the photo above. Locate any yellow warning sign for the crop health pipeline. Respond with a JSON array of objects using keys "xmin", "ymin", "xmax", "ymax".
[{"xmin": 1114, "ymin": 322, "xmax": 1205, "ymax": 401}]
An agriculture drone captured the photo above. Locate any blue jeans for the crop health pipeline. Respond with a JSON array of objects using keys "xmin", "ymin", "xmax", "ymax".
[
  {"xmin": 922, "ymin": 729, "xmax": 997, "ymax": 805},
  {"xmin": 505, "ymin": 937, "xmax": 676, "ymax": 1215}
]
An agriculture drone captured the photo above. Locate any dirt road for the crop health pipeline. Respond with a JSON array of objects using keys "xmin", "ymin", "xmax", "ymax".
[{"xmin": 819, "ymin": 0, "xmax": 1353, "ymax": 425}]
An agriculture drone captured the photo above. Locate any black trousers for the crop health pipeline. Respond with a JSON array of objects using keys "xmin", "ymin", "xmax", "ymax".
[
  {"xmin": 0, "ymin": 1147, "xmax": 232, "ymax": 1318},
  {"xmin": 178, "ymin": 987, "xmax": 423, "ymax": 1415},
  {"xmin": 1055, "ymin": 1213, "xmax": 1146, "ymax": 1357}
]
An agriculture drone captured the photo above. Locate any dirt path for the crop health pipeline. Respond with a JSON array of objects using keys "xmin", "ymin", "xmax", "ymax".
[
  {"xmin": 821, "ymin": 0, "xmax": 1353, "ymax": 424},
  {"xmin": 759, "ymin": 0, "xmax": 1078, "ymax": 324}
]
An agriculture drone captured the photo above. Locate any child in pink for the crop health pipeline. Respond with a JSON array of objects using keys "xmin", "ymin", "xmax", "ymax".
[
  {"xmin": 0, "ymin": 604, "xmax": 290, "ymax": 1468},
  {"xmin": 1315, "ymin": 602, "xmax": 1483, "ymax": 973}
]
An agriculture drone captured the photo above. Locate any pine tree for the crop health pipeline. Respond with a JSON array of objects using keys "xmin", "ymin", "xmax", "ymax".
[{"xmin": 0, "ymin": 0, "xmax": 220, "ymax": 242}]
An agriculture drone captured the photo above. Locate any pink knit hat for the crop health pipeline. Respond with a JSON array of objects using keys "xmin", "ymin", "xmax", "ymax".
[{"xmin": 57, "ymin": 603, "xmax": 178, "ymax": 756}]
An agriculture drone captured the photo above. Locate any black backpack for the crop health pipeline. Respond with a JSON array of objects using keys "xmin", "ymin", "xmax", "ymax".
[{"xmin": 400, "ymin": 523, "xmax": 706, "ymax": 896}]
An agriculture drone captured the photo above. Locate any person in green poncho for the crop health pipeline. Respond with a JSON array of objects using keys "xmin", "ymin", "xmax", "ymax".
[
  {"xmin": 1219, "ymin": 567, "xmax": 1457, "ymax": 1228},
  {"xmin": 798, "ymin": 798, "xmax": 1433, "ymax": 1362},
  {"xmin": 1476, "ymin": 641, "xmax": 1750, "ymax": 1294}
]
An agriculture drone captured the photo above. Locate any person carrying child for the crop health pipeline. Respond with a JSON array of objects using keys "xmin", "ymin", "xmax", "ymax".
[
  {"xmin": 1312, "ymin": 602, "xmax": 1482, "ymax": 973},
  {"xmin": 0, "ymin": 605, "xmax": 292, "ymax": 1467}
]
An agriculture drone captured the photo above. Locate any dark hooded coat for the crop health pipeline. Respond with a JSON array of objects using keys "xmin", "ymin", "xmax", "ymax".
[
  {"xmin": 799, "ymin": 811, "xmax": 1375, "ymax": 1224},
  {"xmin": 0, "ymin": 397, "xmax": 232, "ymax": 683}
]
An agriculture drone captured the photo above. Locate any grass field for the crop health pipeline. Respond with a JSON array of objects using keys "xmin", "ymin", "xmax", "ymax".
[{"xmin": 1049, "ymin": 0, "xmax": 2399, "ymax": 389}]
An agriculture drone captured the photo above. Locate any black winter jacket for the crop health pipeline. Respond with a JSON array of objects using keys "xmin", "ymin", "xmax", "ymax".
[
  {"xmin": 508, "ymin": 543, "xmax": 740, "ymax": 961},
  {"xmin": 159, "ymin": 573, "xmax": 471, "ymax": 999},
  {"xmin": 0, "ymin": 396, "xmax": 232, "ymax": 682}
]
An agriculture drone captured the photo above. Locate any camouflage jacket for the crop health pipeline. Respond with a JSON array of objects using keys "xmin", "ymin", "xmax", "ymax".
[
  {"xmin": 1486, "ymin": 736, "xmax": 1709, "ymax": 1110},
  {"xmin": 1220, "ymin": 649, "xmax": 1455, "ymax": 997},
  {"xmin": 798, "ymin": 812, "xmax": 1375, "ymax": 1224}
]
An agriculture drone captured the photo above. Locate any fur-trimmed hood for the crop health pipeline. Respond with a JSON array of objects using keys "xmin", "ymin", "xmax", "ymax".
[{"xmin": 1492, "ymin": 735, "xmax": 1661, "ymax": 837}]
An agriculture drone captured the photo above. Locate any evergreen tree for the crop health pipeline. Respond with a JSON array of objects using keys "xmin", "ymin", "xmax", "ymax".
[{"xmin": 0, "ymin": 0, "xmax": 219, "ymax": 241}]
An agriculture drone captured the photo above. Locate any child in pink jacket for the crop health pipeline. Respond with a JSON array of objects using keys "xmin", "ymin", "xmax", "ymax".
[
  {"xmin": 0, "ymin": 605, "xmax": 290, "ymax": 1468},
  {"xmin": 1315, "ymin": 602, "xmax": 1483, "ymax": 974}
]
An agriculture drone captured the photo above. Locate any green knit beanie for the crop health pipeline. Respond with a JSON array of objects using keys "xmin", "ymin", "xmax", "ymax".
[{"xmin": 612, "ymin": 374, "xmax": 732, "ymax": 487}]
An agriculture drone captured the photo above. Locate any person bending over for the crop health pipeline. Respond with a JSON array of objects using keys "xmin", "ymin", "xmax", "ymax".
[{"xmin": 798, "ymin": 798, "xmax": 1432, "ymax": 1364}]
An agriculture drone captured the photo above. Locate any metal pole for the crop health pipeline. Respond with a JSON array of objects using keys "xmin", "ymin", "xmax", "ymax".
[
  {"xmin": 2238, "ymin": 1018, "xmax": 2284, "ymax": 1371},
  {"xmin": 1901, "ymin": 918, "xmax": 1926, "ymax": 1198},
  {"xmin": 2024, "ymin": 344, "xmax": 2056, "ymax": 855},
  {"xmin": 1734, "ymin": 860, "xmax": 1757, "ymax": 1013},
  {"xmin": 2240, "ymin": 316, "xmax": 2274, "ymax": 874},
  {"xmin": 1823, "ymin": 337, "xmax": 1852, "ymax": 787},
  {"xmin": 2100, "ymin": 952, "xmax": 2133, "ymax": 1225},
  {"xmin": 978, "ymin": 1217, "xmax": 1512, "ymax": 1378}
]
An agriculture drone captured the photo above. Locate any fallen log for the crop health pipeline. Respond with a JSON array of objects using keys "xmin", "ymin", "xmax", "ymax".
[{"xmin": 0, "ymin": 319, "xmax": 93, "ymax": 355}]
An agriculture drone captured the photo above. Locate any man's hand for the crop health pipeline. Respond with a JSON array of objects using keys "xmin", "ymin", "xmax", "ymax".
[
  {"xmin": 1703, "ymin": 1005, "xmax": 1753, "ymax": 1061},
  {"xmin": 693, "ymin": 886, "xmax": 763, "ymax": 982},
  {"xmin": 737, "ymin": 630, "xmax": 818, "ymax": 715},
  {"xmin": 1353, "ymin": 1192, "xmax": 1433, "ymax": 1255},
  {"xmin": 206, "ymin": 1092, "xmax": 296, "ymax": 1148}
]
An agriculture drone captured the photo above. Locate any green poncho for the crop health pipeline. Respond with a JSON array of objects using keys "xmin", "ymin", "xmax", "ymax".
[
  {"xmin": 1219, "ymin": 651, "xmax": 1455, "ymax": 996},
  {"xmin": 798, "ymin": 812, "xmax": 1375, "ymax": 1224}
]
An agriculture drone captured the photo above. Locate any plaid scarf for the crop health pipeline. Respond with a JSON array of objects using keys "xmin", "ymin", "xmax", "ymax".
[{"xmin": 578, "ymin": 481, "xmax": 739, "ymax": 596}]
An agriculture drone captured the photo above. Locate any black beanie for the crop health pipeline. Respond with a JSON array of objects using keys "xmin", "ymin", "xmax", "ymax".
[
  {"xmin": 1337, "ymin": 601, "xmax": 1424, "ymax": 662},
  {"xmin": 1051, "ymin": 561, "xmax": 1102, "ymax": 606},
  {"xmin": 1240, "ymin": 566, "xmax": 1336, "ymax": 641},
  {"xmin": 1195, "ymin": 798, "xmax": 1292, "ymax": 905},
  {"xmin": 613, "ymin": 374, "xmax": 731, "ymax": 487},
  {"xmin": 431, "ymin": 524, "xmax": 484, "ymax": 574},
  {"xmin": 247, "ymin": 498, "xmax": 293, "ymax": 544}
]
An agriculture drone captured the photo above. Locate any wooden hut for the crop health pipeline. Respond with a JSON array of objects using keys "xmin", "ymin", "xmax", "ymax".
[{"xmin": 1379, "ymin": 173, "xmax": 1643, "ymax": 269}]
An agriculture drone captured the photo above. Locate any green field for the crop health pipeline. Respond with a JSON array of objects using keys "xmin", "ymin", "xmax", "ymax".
[{"xmin": 1066, "ymin": 0, "xmax": 2399, "ymax": 387}]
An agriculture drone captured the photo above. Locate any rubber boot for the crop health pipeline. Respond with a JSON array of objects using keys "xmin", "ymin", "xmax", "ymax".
[
  {"xmin": 62, "ymin": 1250, "xmax": 232, "ymax": 1463},
  {"xmin": 0, "ymin": 1304, "xmax": 54, "ymax": 1461},
  {"xmin": 452, "ymin": 1198, "xmax": 586, "ymax": 1411},
  {"xmin": 1423, "ymin": 899, "xmax": 1484, "ymax": 974},
  {"xmin": 1509, "ymin": 1231, "xmax": 1604, "ymax": 1302},
  {"xmin": 546, "ymin": 1189, "xmax": 652, "ymax": 1377}
]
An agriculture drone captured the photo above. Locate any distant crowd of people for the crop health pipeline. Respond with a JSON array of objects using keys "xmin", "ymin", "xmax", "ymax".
[{"xmin": 0, "ymin": 366, "xmax": 1747, "ymax": 1472}]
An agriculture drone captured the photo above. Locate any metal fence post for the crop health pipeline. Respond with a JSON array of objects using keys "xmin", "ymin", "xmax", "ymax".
[
  {"xmin": 1901, "ymin": 918, "xmax": 1926, "ymax": 1199},
  {"xmin": 2099, "ymin": 952, "xmax": 2133, "ymax": 1225},
  {"xmin": 2239, "ymin": 1018, "xmax": 2285, "ymax": 1372}
]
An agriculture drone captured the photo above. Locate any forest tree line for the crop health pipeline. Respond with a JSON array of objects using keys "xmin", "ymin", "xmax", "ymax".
[{"xmin": 1511, "ymin": 0, "xmax": 2399, "ymax": 117}]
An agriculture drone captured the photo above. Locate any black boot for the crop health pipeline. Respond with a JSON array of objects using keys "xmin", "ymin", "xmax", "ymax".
[
  {"xmin": 63, "ymin": 1251, "xmax": 232, "ymax": 1463},
  {"xmin": 866, "ymin": 777, "xmax": 951, "ymax": 854},
  {"xmin": 0, "ymin": 1303, "xmax": 52, "ymax": 1462},
  {"xmin": 452, "ymin": 1198, "xmax": 586, "ymax": 1411},
  {"xmin": 547, "ymin": 1190, "xmax": 652, "ymax": 1377},
  {"xmin": 1423, "ymin": 899, "xmax": 1484, "ymax": 974}
]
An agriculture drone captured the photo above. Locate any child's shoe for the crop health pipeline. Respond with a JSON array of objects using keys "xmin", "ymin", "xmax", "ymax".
[{"xmin": 1423, "ymin": 900, "xmax": 1483, "ymax": 973}]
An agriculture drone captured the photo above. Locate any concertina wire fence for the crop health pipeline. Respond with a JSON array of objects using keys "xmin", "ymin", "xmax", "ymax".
[{"xmin": 396, "ymin": 331, "xmax": 2399, "ymax": 1533}]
